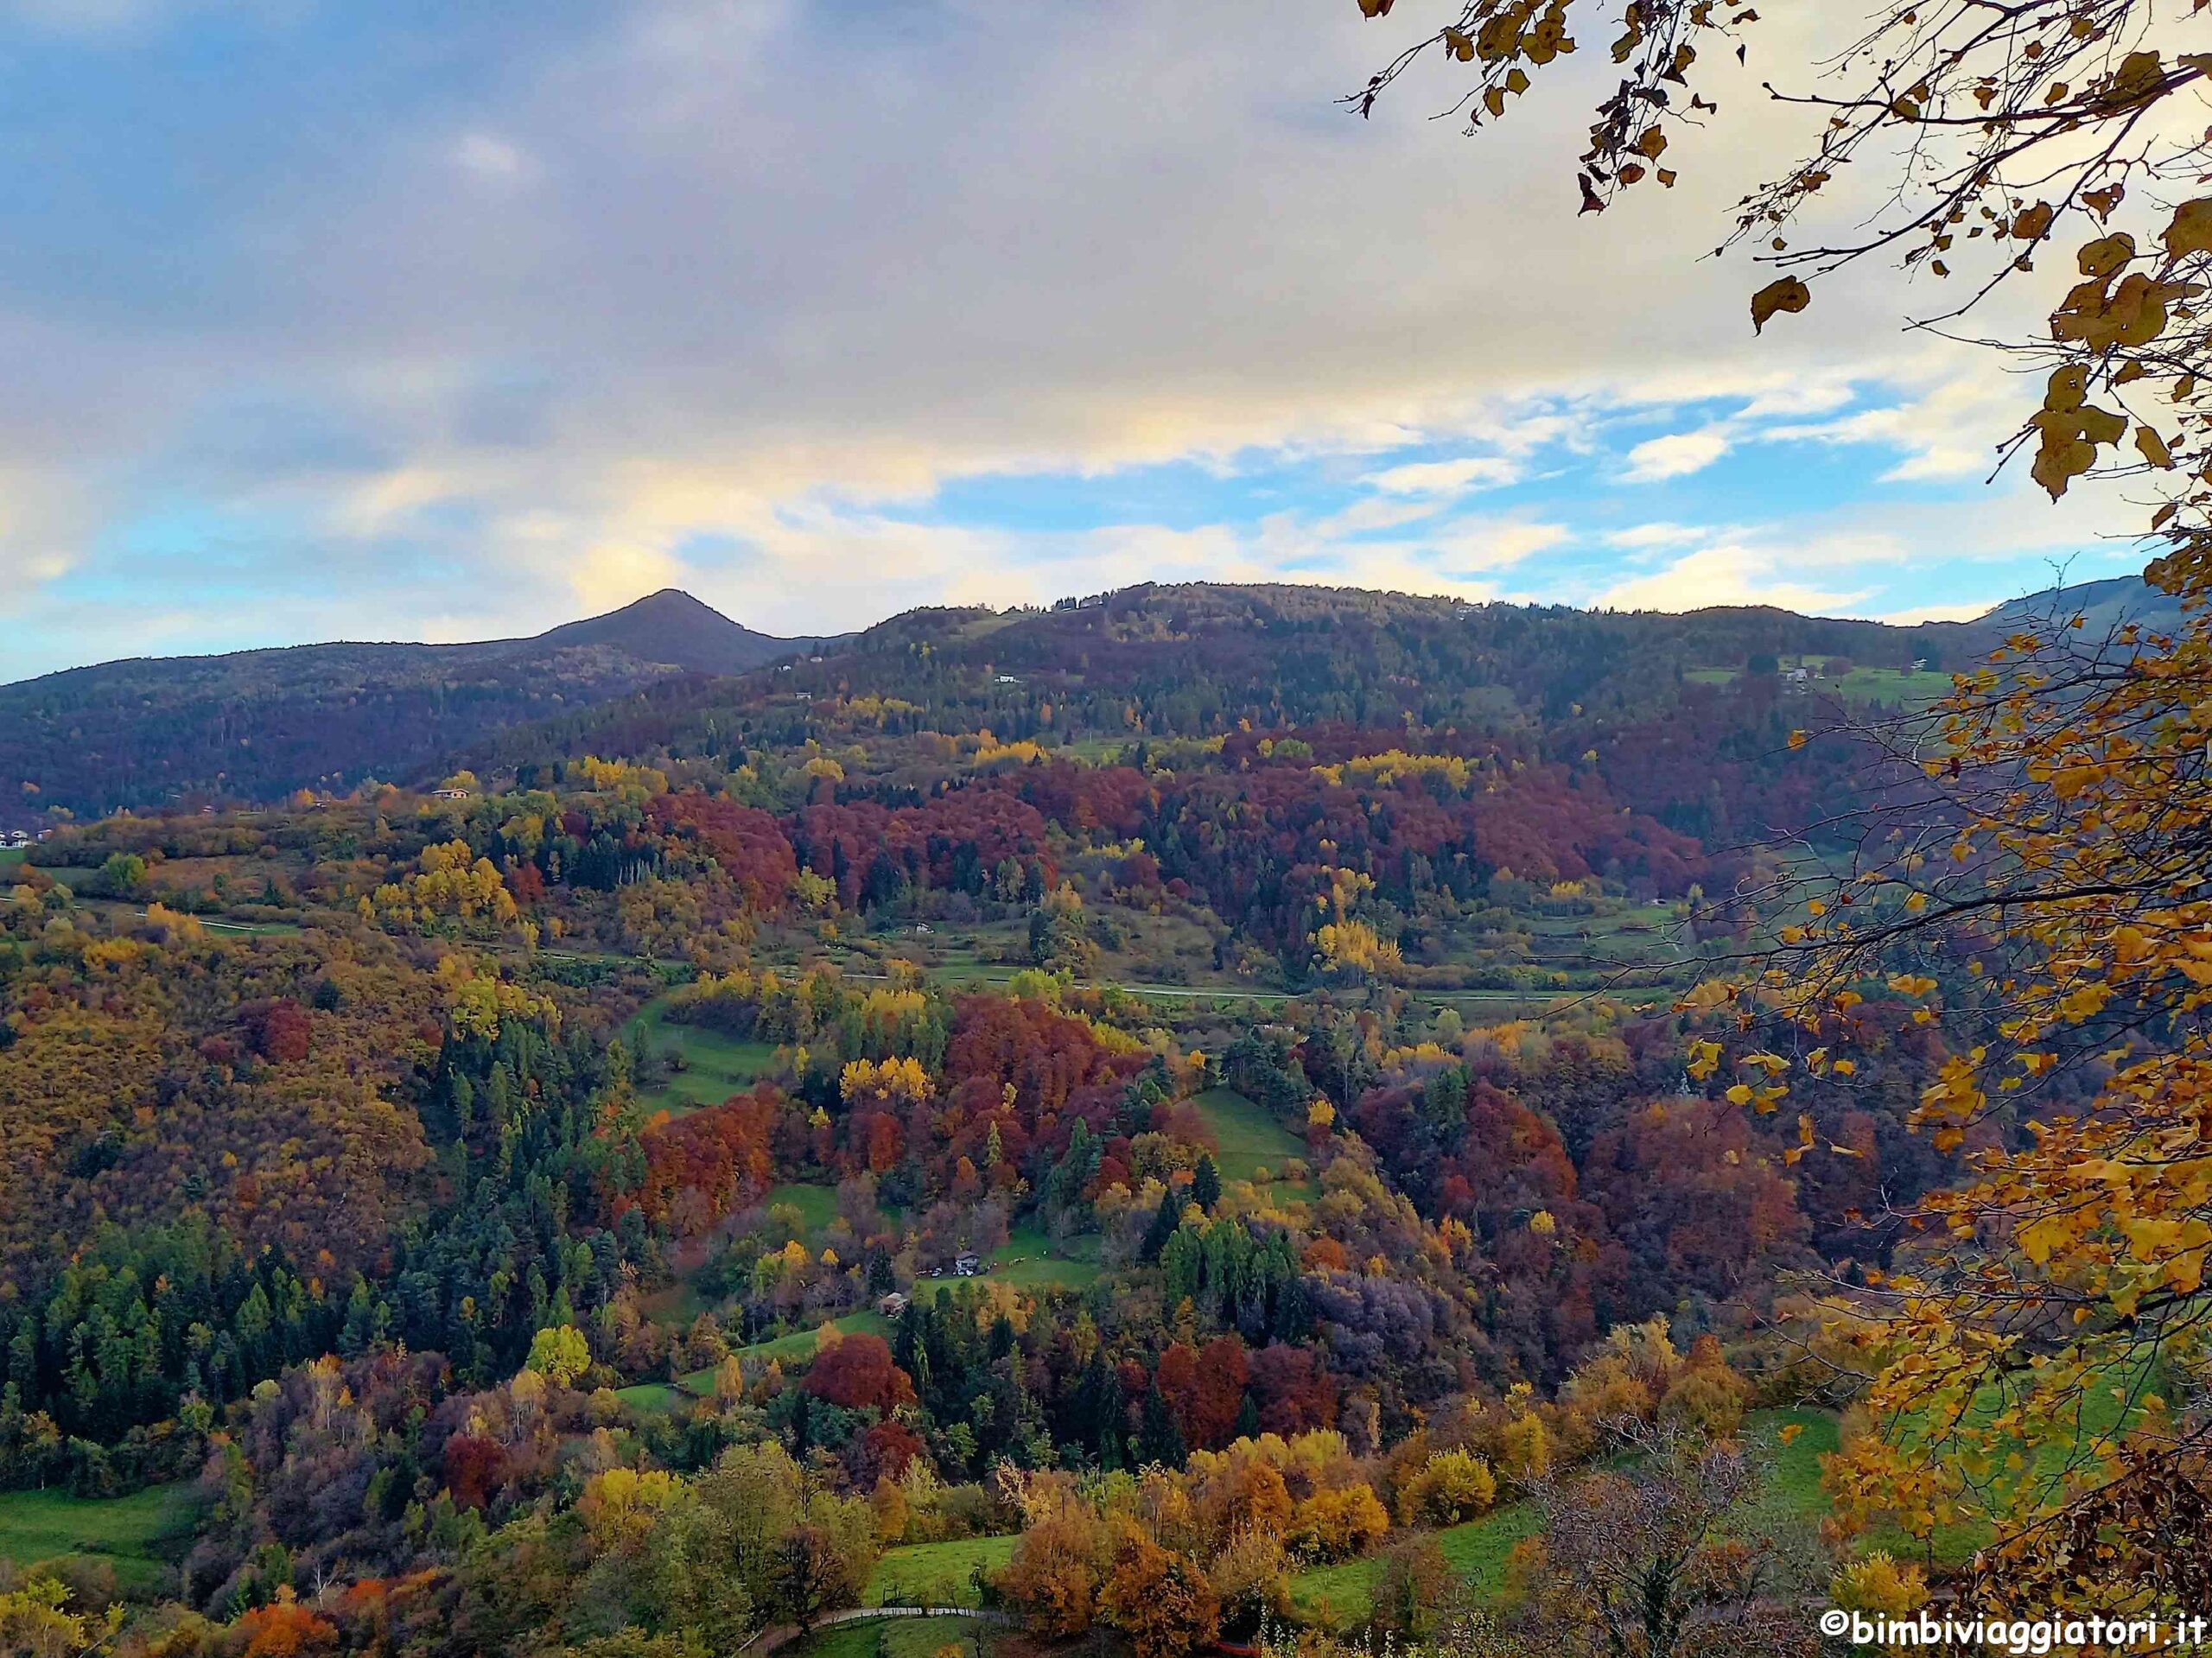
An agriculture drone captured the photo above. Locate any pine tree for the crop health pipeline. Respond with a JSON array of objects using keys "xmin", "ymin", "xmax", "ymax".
[
  {"xmin": 1192, "ymin": 1155, "xmax": 1222, "ymax": 1213},
  {"xmin": 1141, "ymin": 1185, "xmax": 1182, "ymax": 1262},
  {"xmin": 1137, "ymin": 1383, "xmax": 1186, "ymax": 1468},
  {"xmin": 1073, "ymin": 1348, "xmax": 1124, "ymax": 1469},
  {"xmin": 1233, "ymin": 1392, "xmax": 1261, "ymax": 1442}
]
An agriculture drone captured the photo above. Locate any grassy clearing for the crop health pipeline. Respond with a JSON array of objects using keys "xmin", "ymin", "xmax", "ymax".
[
  {"xmin": 766, "ymin": 1181, "xmax": 840, "ymax": 1239},
  {"xmin": 669, "ymin": 1308, "xmax": 898, "ymax": 1394},
  {"xmin": 0, "ymin": 848, "xmax": 24, "ymax": 873},
  {"xmin": 784, "ymin": 1615, "xmax": 999, "ymax": 1658},
  {"xmin": 640, "ymin": 1181, "xmax": 840, "ymax": 1332},
  {"xmin": 639, "ymin": 1278, "xmax": 709, "ymax": 1326},
  {"xmin": 976, "ymin": 1225, "xmax": 1102, "ymax": 1293},
  {"xmin": 1826, "ymin": 1362, "xmax": 2151, "ymax": 1572},
  {"xmin": 1288, "ymin": 1407, "xmax": 1838, "ymax": 1624},
  {"xmin": 982, "ymin": 1255, "xmax": 1101, "ymax": 1292},
  {"xmin": 1684, "ymin": 660, "xmax": 1954, "ymax": 708},
  {"xmin": 627, "ymin": 996, "xmax": 776, "ymax": 1115},
  {"xmin": 1190, "ymin": 1088, "xmax": 1316, "ymax": 1200},
  {"xmin": 1744, "ymin": 1406, "xmax": 1834, "ymax": 1528},
  {"xmin": 747, "ymin": 1306, "xmax": 895, "ymax": 1360},
  {"xmin": 613, "ymin": 1382, "xmax": 683, "ymax": 1415},
  {"xmin": 880, "ymin": 1620, "xmax": 983, "ymax": 1658},
  {"xmin": 784, "ymin": 1623, "xmax": 886, "ymax": 1658},
  {"xmin": 865, "ymin": 1534, "xmax": 1019, "ymax": 1607},
  {"xmin": 1289, "ymin": 1503, "xmax": 1541, "ymax": 1625},
  {"xmin": 1829, "ymin": 665, "xmax": 1955, "ymax": 707},
  {"xmin": 0, "ymin": 1483, "xmax": 203, "ymax": 1596},
  {"xmin": 1756, "ymin": 1413, "xmax": 1980, "ymax": 1571}
]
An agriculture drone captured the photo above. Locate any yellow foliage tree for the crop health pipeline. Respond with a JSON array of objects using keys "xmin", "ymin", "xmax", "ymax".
[
  {"xmin": 1397, "ymin": 1447, "xmax": 1497, "ymax": 1528},
  {"xmin": 841, "ymin": 1055, "xmax": 934, "ymax": 1107},
  {"xmin": 0, "ymin": 1577, "xmax": 123, "ymax": 1658},
  {"xmin": 363, "ymin": 841, "xmax": 519, "ymax": 937},
  {"xmin": 1099, "ymin": 1533, "xmax": 1220, "ymax": 1658},
  {"xmin": 1287, "ymin": 1482, "xmax": 1391, "ymax": 1562}
]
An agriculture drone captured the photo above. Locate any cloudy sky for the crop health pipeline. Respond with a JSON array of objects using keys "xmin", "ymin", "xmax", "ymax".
[{"xmin": 0, "ymin": 0, "xmax": 2150, "ymax": 680}]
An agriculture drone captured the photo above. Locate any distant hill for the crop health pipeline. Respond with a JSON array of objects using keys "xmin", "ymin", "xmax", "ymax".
[
  {"xmin": 1969, "ymin": 572, "xmax": 2187, "ymax": 636},
  {"xmin": 530, "ymin": 589, "xmax": 801, "ymax": 675},
  {"xmin": 474, "ymin": 581, "xmax": 1964, "ymax": 786},
  {"xmin": 6, "ymin": 572, "xmax": 2178, "ymax": 827},
  {"xmin": 0, "ymin": 590, "xmax": 813, "ymax": 822}
]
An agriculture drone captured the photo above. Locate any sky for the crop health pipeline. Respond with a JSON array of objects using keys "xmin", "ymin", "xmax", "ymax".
[{"xmin": 0, "ymin": 0, "xmax": 2158, "ymax": 681}]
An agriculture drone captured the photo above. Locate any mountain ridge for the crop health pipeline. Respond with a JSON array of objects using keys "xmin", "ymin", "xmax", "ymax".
[
  {"xmin": 3, "ymin": 588, "xmax": 804, "ymax": 688},
  {"xmin": 0, "ymin": 590, "xmax": 817, "ymax": 823},
  {"xmin": 2, "ymin": 573, "xmax": 2172, "ymax": 825}
]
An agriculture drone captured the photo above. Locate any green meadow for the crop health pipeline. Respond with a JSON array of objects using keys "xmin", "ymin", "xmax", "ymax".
[
  {"xmin": 864, "ymin": 1534, "xmax": 1018, "ymax": 1607},
  {"xmin": 1190, "ymin": 1087, "xmax": 1316, "ymax": 1200},
  {"xmin": 626, "ymin": 994, "xmax": 777, "ymax": 1115},
  {"xmin": 0, "ymin": 1483, "xmax": 204, "ymax": 1597},
  {"xmin": 1288, "ymin": 1407, "xmax": 1840, "ymax": 1623}
]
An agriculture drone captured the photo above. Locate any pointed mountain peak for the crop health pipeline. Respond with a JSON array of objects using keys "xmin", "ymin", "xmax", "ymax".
[{"xmin": 531, "ymin": 588, "xmax": 790, "ymax": 675}]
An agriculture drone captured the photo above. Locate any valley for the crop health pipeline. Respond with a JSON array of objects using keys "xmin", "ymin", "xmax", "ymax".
[{"xmin": 0, "ymin": 576, "xmax": 2194, "ymax": 1658}]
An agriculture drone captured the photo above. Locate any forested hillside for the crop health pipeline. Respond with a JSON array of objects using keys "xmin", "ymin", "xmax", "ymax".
[
  {"xmin": 7, "ymin": 575, "xmax": 2151, "ymax": 1658},
  {"xmin": 0, "ymin": 592, "xmax": 807, "ymax": 823},
  {"xmin": 10, "ymin": 575, "xmax": 2104, "ymax": 832},
  {"xmin": 7, "ymin": 0, "xmax": 2209, "ymax": 1629},
  {"xmin": 480, "ymin": 582, "xmax": 1967, "ymax": 799}
]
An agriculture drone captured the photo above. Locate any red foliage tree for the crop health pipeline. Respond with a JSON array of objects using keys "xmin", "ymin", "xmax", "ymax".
[
  {"xmin": 802, "ymin": 1333, "xmax": 916, "ymax": 1412},
  {"xmin": 650, "ymin": 791, "xmax": 800, "ymax": 911},
  {"xmin": 852, "ymin": 1418, "xmax": 925, "ymax": 1485},
  {"xmin": 1156, "ymin": 1336, "xmax": 1249, "ymax": 1451},
  {"xmin": 630, "ymin": 1087, "xmax": 779, "ymax": 1229},
  {"xmin": 248, "ymin": 998, "xmax": 313, "ymax": 1064},
  {"xmin": 442, "ymin": 1432, "xmax": 506, "ymax": 1509},
  {"xmin": 238, "ymin": 1599, "xmax": 339, "ymax": 1658},
  {"xmin": 1248, "ymin": 1342, "xmax": 1336, "ymax": 1435}
]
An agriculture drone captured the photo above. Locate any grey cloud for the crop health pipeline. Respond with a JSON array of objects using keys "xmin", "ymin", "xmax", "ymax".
[{"xmin": 0, "ymin": 0, "xmax": 2114, "ymax": 673}]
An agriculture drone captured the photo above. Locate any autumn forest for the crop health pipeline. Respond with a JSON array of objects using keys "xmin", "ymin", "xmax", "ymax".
[
  {"xmin": 13, "ymin": 0, "xmax": 2212, "ymax": 1655},
  {"xmin": 0, "ymin": 556, "xmax": 2201, "ymax": 1658}
]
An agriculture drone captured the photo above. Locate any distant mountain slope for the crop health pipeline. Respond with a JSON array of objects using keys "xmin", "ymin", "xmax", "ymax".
[
  {"xmin": 0, "ymin": 590, "xmax": 807, "ymax": 822},
  {"xmin": 476, "ymin": 581, "xmax": 1965, "ymax": 785},
  {"xmin": 531, "ymin": 588, "xmax": 802, "ymax": 674},
  {"xmin": 1969, "ymin": 573, "xmax": 2188, "ymax": 636},
  {"xmin": 5, "ymin": 572, "xmax": 2174, "ymax": 827}
]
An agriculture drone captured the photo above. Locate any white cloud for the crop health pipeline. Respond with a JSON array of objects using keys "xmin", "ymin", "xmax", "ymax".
[
  {"xmin": 1364, "ymin": 455, "xmax": 1522, "ymax": 495},
  {"xmin": 1311, "ymin": 495, "xmax": 1455, "ymax": 537},
  {"xmin": 1623, "ymin": 425, "xmax": 1733, "ymax": 483},
  {"xmin": 1591, "ymin": 529, "xmax": 1912, "ymax": 615},
  {"xmin": 1604, "ymin": 520, "xmax": 1713, "ymax": 551},
  {"xmin": 568, "ymin": 539, "xmax": 686, "ymax": 613},
  {"xmin": 453, "ymin": 131, "xmax": 535, "ymax": 184},
  {"xmin": 8, "ymin": 0, "xmax": 300, "ymax": 38},
  {"xmin": 1595, "ymin": 544, "xmax": 1868, "ymax": 614},
  {"xmin": 1758, "ymin": 357, "xmax": 2018, "ymax": 481},
  {"xmin": 1427, "ymin": 516, "xmax": 1572, "ymax": 570},
  {"xmin": 1738, "ymin": 378, "xmax": 1857, "ymax": 418},
  {"xmin": 1875, "ymin": 600, "xmax": 1998, "ymax": 624}
]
